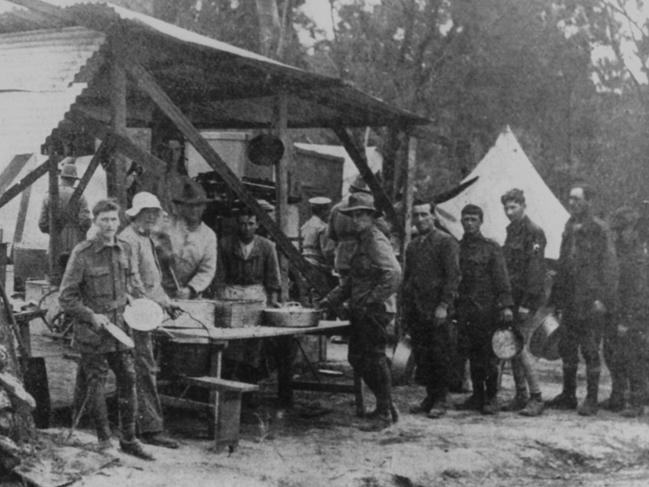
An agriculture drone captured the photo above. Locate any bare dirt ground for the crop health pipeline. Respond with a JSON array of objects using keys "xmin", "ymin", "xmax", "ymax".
[{"xmin": 18, "ymin": 325, "xmax": 649, "ymax": 487}]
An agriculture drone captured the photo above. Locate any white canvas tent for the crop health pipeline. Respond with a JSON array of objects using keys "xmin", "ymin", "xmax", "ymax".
[{"xmin": 435, "ymin": 127, "xmax": 569, "ymax": 259}]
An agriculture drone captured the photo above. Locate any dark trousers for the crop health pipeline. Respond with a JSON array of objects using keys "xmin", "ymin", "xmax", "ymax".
[
  {"xmin": 349, "ymin": 307, "xmax": 394, "ymax": 414},
  {"xmin": 558, "ymin": 314, "xmax": 603, "ymax": 371},
  {"xmin": 133, "ymin": 330, "xmax": 164, "ymax": 435},
  {"xmin": 604, "ymin": 326, "xmax": 649, "ymax": 405},
  {"xmin": 80, "ymin": 351, "xmax": 137, "ymax": 442},
  {"xmin": 410, "ymin": 313, "xmax": 453, "ymax": 399},
  {"xmin": 458, "ymin": 320, "xmax": 499, "ymax": 401}
]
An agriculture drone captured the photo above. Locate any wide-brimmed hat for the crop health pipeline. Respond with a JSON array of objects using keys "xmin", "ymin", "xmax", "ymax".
[
  {"xmin": 339, "ymin": 193, "xmax": 379, "ymax": 215},
  {"xmin": 126, "ymin": 192, "xmax": 163, "ymax": 217},
  {"xmin": 247, "ymin": 134, "xmax": 285, "ymax": 166},
  {"xmin": 172, "ymin": 179, "xmax": 213, "ymax": 205},
  {"xmin": 59, "ymin": 163, "xmax": 79, "ymax": 180}
]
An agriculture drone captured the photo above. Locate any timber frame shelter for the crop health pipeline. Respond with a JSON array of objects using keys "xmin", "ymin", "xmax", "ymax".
[{"xmin": 0, "ymin": 0, "xmax": 433, "ymax": 295}]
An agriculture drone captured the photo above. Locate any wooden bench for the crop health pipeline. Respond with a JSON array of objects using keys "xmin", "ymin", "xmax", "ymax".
[{"xmin": 181, "ymin": 376, "xmax": 259, "ymax": 452}]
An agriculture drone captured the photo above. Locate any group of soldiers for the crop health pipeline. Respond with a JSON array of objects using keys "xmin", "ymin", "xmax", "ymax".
[
  {"xmin": 312, "ymin": 179, "xmax": 648, "ymax": 431},
  {"xmin": 40, "ymin": 156, "xmax": 649, "ymax": 446}
]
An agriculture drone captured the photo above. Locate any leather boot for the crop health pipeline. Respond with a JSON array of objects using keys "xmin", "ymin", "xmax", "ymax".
[
  {"xmin": 547, "ymin": 366, "xmax": 578, "ymax": 410},
  {"xmin": 578, "ymin": 369, "xmax": 600, "ymax": 416},
  {"xmin": 409, "ymin": 386, "xmax": 435, "ymax": 414}
]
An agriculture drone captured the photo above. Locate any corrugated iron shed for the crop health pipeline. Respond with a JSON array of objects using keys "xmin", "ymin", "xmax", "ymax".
[
  {"xmin": 0, "ymin": 26, "xmax": 104, "ymax": 156},
  {"xmin": 0, "ymin": 1, "xmax": 429, "ymax": 130}
]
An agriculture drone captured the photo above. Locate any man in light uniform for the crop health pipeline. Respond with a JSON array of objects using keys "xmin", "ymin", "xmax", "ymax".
[
  {"xmin": 157, "ymin": 180, "xmax": 217, "ymax": 299},
  {"xmin": 119, "ymin": 192, "xmax": 179, "ymax": 448}
]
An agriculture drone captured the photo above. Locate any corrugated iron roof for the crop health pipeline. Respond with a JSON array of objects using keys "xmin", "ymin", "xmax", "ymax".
[
  {"xmin": 0, "ymin": 1, "xmax": 428, "ymax": 127},
  {"xmin": 0, "ymin": 25, "xmax": 104, "ymax": 156}
]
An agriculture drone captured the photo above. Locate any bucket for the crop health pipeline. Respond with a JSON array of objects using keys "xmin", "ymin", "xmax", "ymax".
[{"xmin": 529, "ymin": 312, "xmax": 561, "ymax": 360}]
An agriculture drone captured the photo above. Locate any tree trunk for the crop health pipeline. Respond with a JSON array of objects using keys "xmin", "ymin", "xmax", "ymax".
[{"xmin": 255, "ymin": 0, "xmax": 281, "ymax": 57}]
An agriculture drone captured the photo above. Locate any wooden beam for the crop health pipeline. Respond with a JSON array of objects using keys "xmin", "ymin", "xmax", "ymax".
[
  {"xmin": 0, "ymin": 154, "xmax": 32, "ymax": 196},
  {"xmin": 273, "ymin": 93, "xmax": 290, "ymax": 299},
  {"xmin": 332, "ymin": 127, "xmax": 398, "ymax": 224},
  {"xmin": 0, "ymin": 160, "xmax": 49, "ymax": 211},
  {"xmin": 65, "ymin": 138, "xmax": 114, "ymax": 216},
  {"xmin": 48, "ymin": 152, "xmax": 60, "ymax": 282},
  {"xmin": 108, "ymin": 47, "xmax": 128, "ymax": 209},
  {"xmin": 14, "ymin": 184, "xmax": 31, "ymax": 246},
  {"xmin": 115, "ymin": 51, "xmax": 328, "ymax": 295},
  {"xmin": 66, "ymin": 109, "xmax": 165, "ymax": 175}
]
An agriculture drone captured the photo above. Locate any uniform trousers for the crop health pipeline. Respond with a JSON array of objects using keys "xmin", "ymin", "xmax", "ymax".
[
  {"xmin": 80, "ymin": 351, "xmax": 136, "ymax": 442},
  {"xmin": 410, "ymin": 312, "xmax": 453, "ymax": 399},
  {"xmin": 349, "ymin": 306, "xmax": 394, "ymax": 414}
]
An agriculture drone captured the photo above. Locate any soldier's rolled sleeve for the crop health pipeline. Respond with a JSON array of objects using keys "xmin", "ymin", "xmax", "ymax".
[
  {"xmin": 263, "ymin": 242, "xmax": 282, "ymax": 293},
  {"xmin": 522, "ymin": 229, "xmax": 546, "ymax": 309},
  {"xmin": 59, "ymin": 246, "xmax": 95, "ymax": 324},
  {"xmin": 365, "ymin": 237, "xmax": 401, "ymax": 305},
  {"xmin": 186, "ymin": 230, "xmax": 217, "ymax": 294},
  {"xmin": 491, "ymin": 245, "xmax": 513, "ymax": 309}
]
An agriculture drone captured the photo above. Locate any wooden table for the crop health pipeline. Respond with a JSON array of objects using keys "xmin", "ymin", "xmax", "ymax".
[
  {"xmin": 156, "ymin": 320, "xmax": 355, "ymax": 451},
  {"xmin": 158, "ymin": 320, "xmax": 353, "ymax": 406}
]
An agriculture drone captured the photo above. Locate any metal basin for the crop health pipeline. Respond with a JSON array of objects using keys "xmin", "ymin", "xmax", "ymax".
[{"xmin": 529, "ymin": 312, "xmax": 561, "ymax": 361}]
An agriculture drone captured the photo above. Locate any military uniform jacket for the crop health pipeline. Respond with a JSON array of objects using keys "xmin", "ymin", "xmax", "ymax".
[
  {"xmin": 503, "ymin": 215, "xmax": 547, "ymax": 309},
  {"xmin": 550, "ymin": 214, "xmax": 618, "ymax": 316},
  {"xmin": 458, "ymin": 232, "xmax": 513, "ymax": 320},
  {"xmin": 326, "ymin": 225, "xmax": 401, "ymax": 311},
  {"xmin": 615, "ymin": 238, "xmax": 649, "ymax": 331},
  {"xmin": 403, "ymin": 228, "xmax": 460, "ymax": 319},
  {"xmin": 59, "ymin": 237, "xmax": 144, "ymax": 354}
]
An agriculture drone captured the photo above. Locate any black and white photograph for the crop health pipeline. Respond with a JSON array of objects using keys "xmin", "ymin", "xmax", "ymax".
[{"xmin": 0, "ymin": 0, "xmax": 648, "ymax": 485}]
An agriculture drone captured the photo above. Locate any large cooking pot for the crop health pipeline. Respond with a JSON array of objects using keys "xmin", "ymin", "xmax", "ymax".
[
  {"xmin": 391, "ymin": 336, "xmax": 414, "ymax": 385},
  {"xmin": 529, "ymin": 312, "xmax": 561, "ymax": 360},
  {"xmin": 263, "ymin": 302, "xmax": 321, "ymax": 328},
  {"xmin": 492, "ymin": 328, "xmax": 523, "ymax": 360}
]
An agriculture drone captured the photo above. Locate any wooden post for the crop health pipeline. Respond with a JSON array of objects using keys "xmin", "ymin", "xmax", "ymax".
[
  {"xmin": 47, "ymin": 152, "xmax": 60, "ymax": 284},
  {"xmin": 114, "ymin": 54, "xmax": 329, "ymax": 296},
  {"xmin": 109, "ymin": 48, "xmax": 128, "ymax": 210},
  {"xmin": 0, "ymin": 159, "xmax": 50, "ymax": 211},
  {"xmin": 272, "ymin": 93, "xmax": 290, "ymax": 300},
  {"xmin": 401, "ymin": 135, "xmax": 417, "ymax": 255},
  {"xmin": 332, "ymin": 127, "xmax": 398, "ymax": 225}
]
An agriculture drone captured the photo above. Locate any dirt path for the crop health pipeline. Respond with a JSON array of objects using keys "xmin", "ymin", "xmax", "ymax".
[{"xmin": 24, "ymin": 326, "xmax": 649, "ymax": 487}]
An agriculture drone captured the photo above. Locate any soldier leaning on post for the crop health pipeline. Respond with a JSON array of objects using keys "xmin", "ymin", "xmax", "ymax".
[
  {"xmin": 59, "ymin": 199, "xmax": 153, "ymax": 460},
  {"xmin": 605, "ymin": 207, "xmax": 649, "ymax": 417},
  {"xmin": 547, "ymin": 182, "xmax": 618, "ymax": 416},
  {"xmin": 402, "ymin": 200, "xmax": 460, "ymax": 419},
  {"xmin": 500, "ymin": 188, "xmax": 546, "ymax": 417},
  {"xmin": 319, "ymin": 192, "xmax": 402, "ymax": 431},
  {"xmin": 456, "ymin": 204, "xmax": 514, "ymax": 415}
]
